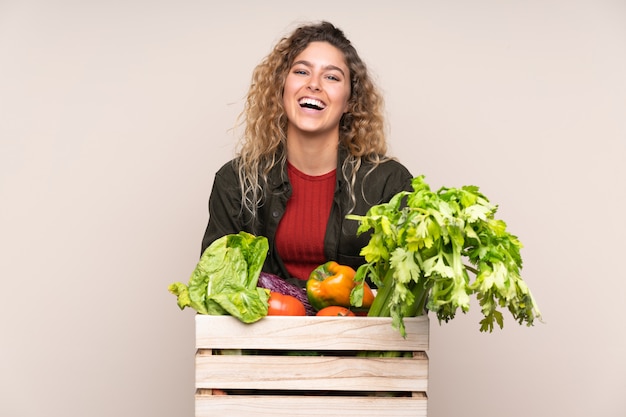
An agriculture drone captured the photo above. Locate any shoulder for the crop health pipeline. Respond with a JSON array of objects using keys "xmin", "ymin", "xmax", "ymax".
[
  {"xmin": 361, "ymin": 157, "xmax": 414, "ymax": 199},
  {"xmin": 212, "ymin": 158, "xmax": 242, "ymax": 185},
  {"xmin": 207, "ymin": 159, "xmax": 241, "ymax": 197},
  {"xmin": 374, "ymin": 158, "xmax": 412, "ymax": 177},
  {"xmin": 359, "ymin": 157, "xmax": 413, "ymax": 185},
  {"xmin": 215, "ymin": 158, "xmax": 239, "ymax": 176},
  {"xmin": 214, "ymin": 157, "xmax": 286, "ymax": 187}
]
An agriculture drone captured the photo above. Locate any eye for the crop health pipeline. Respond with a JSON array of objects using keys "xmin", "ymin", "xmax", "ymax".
[
  {"xmin": 292, "ymin": 68, "xmax": 309, "ymax": 76},
  {"xmin": 326, "ymin": 74, "xmax": 341, "ymax": 81}
]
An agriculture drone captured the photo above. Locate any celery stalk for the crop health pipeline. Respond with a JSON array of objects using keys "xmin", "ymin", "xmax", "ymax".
[{"xmin": 348, "ymin": 175, "xmax": 542, "ymax": 337}]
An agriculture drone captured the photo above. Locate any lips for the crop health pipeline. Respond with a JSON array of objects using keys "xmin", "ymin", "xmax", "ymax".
[{"xmin": 298, "ymin": 97, "xmax": 326, "ymax": 110}]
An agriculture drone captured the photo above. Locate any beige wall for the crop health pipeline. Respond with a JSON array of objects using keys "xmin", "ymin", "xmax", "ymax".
[{"xmin": 1, "ymin": 1, "xmax": 625, "ymax": 416}]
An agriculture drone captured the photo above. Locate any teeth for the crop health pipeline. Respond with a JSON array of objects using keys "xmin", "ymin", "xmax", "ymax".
[{"xmin": 298, "ymin": 98, "xmax": 326, "ymax": 109}]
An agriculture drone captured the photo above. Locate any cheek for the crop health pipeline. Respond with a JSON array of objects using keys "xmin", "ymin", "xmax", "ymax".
[
  {"xmin": 283, "ymin": 74, "xmax": 302, "ymax": 93},
  {"xmin": 282, "ymin": 78, "xmax": 300, "ymax": 105},
  {"xmin": 281, "ymin": 87, "xmax": 293, "ymax": 109}
]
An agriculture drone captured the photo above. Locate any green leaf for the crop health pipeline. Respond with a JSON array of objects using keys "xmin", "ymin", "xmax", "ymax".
[
  {"xmin": 210, "ymin": 286, "xmax": 270, "ymax": 323},
  {"xmin": 168, "ymin": 232, "xmax": 271, "ymax": 323},
  {"xmin": 168, "ymin": 282, "xmax": 192, "ymax": 311},
  {"xmin": 347, "ymin": 175, "xmax": 542, "ymax": 335},
  {"xmin": 390, "ymin": 247, "xmax": 421, "ymax": 284}
]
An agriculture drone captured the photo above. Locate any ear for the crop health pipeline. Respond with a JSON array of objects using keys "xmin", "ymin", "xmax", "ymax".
[{"xmin": 343, "ymin": 99, "xmax": 351, "ymax": 114}]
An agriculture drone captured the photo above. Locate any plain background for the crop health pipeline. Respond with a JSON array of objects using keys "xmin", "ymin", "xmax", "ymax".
[{"xmin": 1, "ymin": 1, "xmax": 625, "ymax": 416}]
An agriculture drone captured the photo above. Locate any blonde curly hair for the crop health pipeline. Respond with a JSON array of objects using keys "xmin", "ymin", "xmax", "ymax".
[{"xmin": 235, "ymin": 21, "xmax": 391, "ymax": 217}]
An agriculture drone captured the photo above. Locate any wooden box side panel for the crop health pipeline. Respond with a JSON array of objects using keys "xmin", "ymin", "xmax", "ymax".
[
  {"xmin": 196, "ymin": 352, "xmax": 428, "ymax": 392},
  {"xmin": 195, "ymin": 315, "xmax": 429, "ymax": 351},
  {"xmin": 195, "ymin": 394, "xmax": 427, "ymax": 417}
]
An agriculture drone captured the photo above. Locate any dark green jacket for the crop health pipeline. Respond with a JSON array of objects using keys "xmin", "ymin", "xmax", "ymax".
[{"xmin": 201, "ymin": 148, "xmax": 413, "ymax": 285}]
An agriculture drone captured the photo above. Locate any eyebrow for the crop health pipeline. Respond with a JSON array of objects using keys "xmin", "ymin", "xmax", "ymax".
[{"xmin": 292, "ymin": 60, "xmax": 346, "ymax": 77}]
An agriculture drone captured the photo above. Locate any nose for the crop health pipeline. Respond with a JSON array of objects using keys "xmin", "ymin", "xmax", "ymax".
[{"xmin": 307, "ymin": 76, "xmax": 321, "ymax": 92}]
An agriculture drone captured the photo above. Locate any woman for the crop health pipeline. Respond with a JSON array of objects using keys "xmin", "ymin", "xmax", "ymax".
[{"xmin": 201, "ymin": 21, "xmax": 413, "ymax": 286}]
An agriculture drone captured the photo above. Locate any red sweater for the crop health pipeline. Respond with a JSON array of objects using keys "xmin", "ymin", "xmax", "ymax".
[{"xmin": 275, "ymin": 162, "xmax": 336, "ymax": 280}]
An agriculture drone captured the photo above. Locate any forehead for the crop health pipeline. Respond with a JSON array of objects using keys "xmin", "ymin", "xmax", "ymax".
[{"xmin": 292, "ymin": 41, "xmax": 349, "ymax": 72}]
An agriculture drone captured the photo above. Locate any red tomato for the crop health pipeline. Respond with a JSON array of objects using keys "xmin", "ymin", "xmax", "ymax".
[
  {"xmin": 267, "ymin": 292, "xmax": 306, "ymax": 316},
  {"xmin": 315, "ymin": 306, "xmax": 356, "ymax": 316}
]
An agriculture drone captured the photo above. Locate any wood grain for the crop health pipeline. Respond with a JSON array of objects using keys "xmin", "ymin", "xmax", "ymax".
[
  {"xmin": 195, "ymin": 394, "xmax": 428, "ymax": 417},
  {"xmin": 195, "ymin": 315, "xmax": 429, "ymax": 351},
  {"xmin": 194, "ymin": 315, "xmax": 430, "ymax": 416},
  {"xmin": 196, "ymin": 353, "xmax": 428, "ymax": 391}
]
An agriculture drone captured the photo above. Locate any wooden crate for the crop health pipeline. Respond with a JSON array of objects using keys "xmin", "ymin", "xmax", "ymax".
[{"xmin": 195, "ymin": 315, "xmax": 429, "ymax": 417}]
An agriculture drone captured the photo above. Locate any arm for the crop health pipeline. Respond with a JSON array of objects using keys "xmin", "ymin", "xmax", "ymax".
[
  {"xmin": 332, "ymin": 159, "xmax": 413, "ymax": 270},
  {"xmin": 200, "ymin": 161, "xmax": 246, "ymax": 256}
]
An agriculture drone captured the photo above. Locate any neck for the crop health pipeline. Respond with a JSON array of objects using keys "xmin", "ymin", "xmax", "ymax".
[{"xmin": 286, "ymin": 129, "xmax": 338, "ymax": 176}]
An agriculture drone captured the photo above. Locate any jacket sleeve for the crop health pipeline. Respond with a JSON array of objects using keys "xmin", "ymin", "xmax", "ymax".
[
  {"xmin": 332, "ymin": 159, "xmax": 414, "ymax": 271},
  {"xmin": 200, "ymin": 161, "xmax": 245, "ymax": 256},
  {"xmin": 380, "ymin": 160, "xmax": 414, "ymax": 201}
]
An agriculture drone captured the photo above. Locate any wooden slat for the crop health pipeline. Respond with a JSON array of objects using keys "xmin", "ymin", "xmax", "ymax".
[
  {"xmin": 194, "ymin": 315, "xmax": 430, "ymax": 415},
  {"xmin": 196, "ymin": 353, "xmax": 428, "ymax": 392},
  {"xmin": 195, "ymin": 315, "xmax": 429, "ymax": 351},
  {"xmin": 195, "ymin": 394, "xmax": 427, "ymax": 417}
]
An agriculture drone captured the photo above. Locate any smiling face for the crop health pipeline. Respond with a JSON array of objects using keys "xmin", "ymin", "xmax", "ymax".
[{"xmin": 282, "ymin": 41, "xmax": 351, "ymax": 142}]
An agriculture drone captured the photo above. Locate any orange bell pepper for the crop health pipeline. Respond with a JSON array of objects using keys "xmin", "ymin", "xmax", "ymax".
[{"xmin": 306, "ymin": 261, "xmax": 374, "ymax": 311}]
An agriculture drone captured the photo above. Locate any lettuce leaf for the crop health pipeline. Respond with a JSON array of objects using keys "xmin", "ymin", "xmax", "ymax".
[{"xmin": 168, "ymin": 231, "xmax": 270, "ymax": 323}]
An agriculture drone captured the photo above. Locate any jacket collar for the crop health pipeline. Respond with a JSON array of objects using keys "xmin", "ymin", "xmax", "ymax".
[{"xmin": 266, "ymin": 144, "xmax": 349, "ymax": 191}]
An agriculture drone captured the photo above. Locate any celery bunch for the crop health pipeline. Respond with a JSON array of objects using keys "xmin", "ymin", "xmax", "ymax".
[{"xmin": 348, "ymin": 176, "xmax": 542, "ymax": 337}]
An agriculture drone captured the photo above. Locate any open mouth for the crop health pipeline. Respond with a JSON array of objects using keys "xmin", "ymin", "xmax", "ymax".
[{"xmin": 298, "ymin": 97, "xmax": 326, "ymax": 110}]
